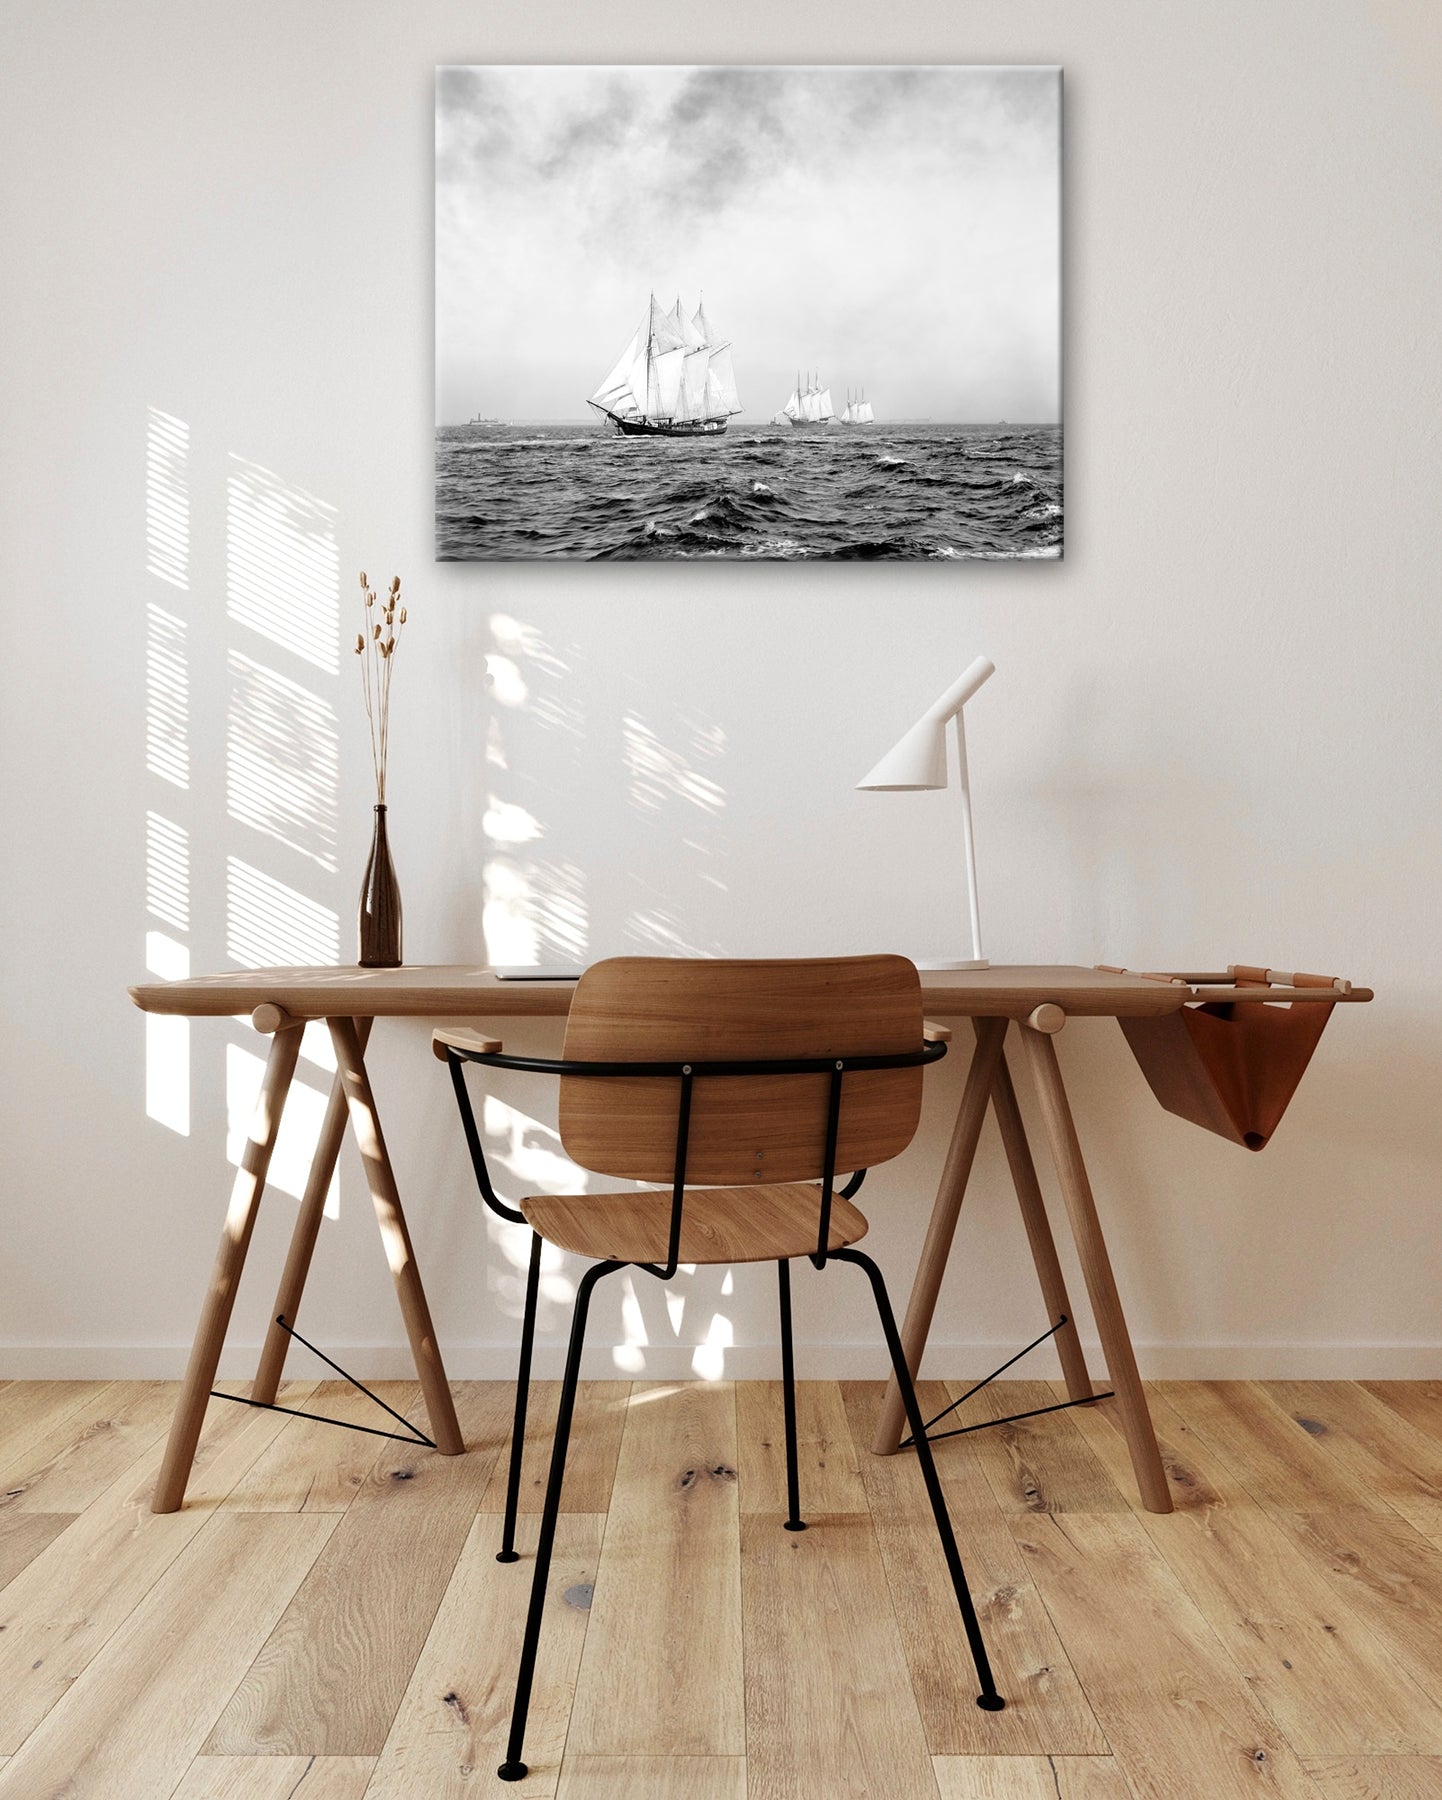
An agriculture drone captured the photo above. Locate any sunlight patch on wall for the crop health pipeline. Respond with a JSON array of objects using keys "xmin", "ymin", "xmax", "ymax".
[
  {"xmin": 226, "ymin": 857, "xmax": 339, "ymax": 967},
  {"xmin": 614, "ymin": 1272, "xmax": 649, "ymax": 1373},
  {"xmin": 482, "ymin": 1093, "xmax": 584, "ymax": 1196},
  {"xmin": 691, "ymin": 1310, "xmax": 733, "ymax": 1381},
  {"xmin": 227, "ymin": 650, "xmax": 339, "ymax": 869},
  {"xmin": 622, "ymin": 712, "xmax": 726, "ymax": 815},
  {"xmin": 145, "ymin": 812, "xmax": 189, "ymax": 932},
  {"xmin": 144, "ymin": 931, "xmax": 190, "ymax": 1135},
  {"xmin": 146, "ymin": 408, "xmax": 189, "ymax": 589},
  {"xmin": 145, "ymin": 604, "xmax": 190, "ymax": 789},
  {"xmin": 226, "ymin": 456, "xmax": 339, "ymax": 673}
]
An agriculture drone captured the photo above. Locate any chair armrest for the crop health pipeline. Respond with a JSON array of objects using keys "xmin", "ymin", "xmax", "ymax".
[
  {"xmin": 923, "ymin": 1020, "xmax": 952, "ymax": 1042},
  {"xmin": 432, "ymin": 1026, "xmax": 504, "ymax": 1063}
]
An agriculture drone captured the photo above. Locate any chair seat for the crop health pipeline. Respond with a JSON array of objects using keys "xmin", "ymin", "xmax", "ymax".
[{"xmin": 519, "ymin": 1183, "xmax": 870, "ymax": 1266}]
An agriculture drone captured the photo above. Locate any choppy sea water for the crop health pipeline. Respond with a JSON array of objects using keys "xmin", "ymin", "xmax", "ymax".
[{"xmin": 436, "ymin": 421, "xmax": 1062, "ymax": 561}]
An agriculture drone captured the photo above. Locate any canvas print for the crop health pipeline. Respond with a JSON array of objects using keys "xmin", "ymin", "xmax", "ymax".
[{"xmin": 435, "ymin": 65, "xmax": 1062, "ymax": 561}]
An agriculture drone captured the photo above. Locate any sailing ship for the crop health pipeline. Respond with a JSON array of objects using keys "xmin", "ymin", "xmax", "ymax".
[
  {"xmin": 782, "ymin": 372, "xmax": 833, "ymax": 428},
  {"xmin": 588, "ymin": 295, "xmax": 742, "ymax": 436},
  {"xmin": 840, "ymin": 389, "xmax": 875, "ymax": 426}
]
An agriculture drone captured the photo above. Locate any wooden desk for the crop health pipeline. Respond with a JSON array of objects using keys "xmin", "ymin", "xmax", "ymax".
[{"xmin": 130, "ymin": 962, "xmax": 1346, "ymax": 1516}]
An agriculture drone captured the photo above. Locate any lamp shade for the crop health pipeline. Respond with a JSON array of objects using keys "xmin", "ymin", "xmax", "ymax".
[{"xmin": 856, "ymin": 656, "xmax": 995, "ymax": 790}]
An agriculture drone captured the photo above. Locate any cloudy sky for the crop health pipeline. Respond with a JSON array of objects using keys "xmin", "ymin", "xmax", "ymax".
[{"xmin": 436, "ymin": 65, "xmax": 1061, "ymax": 424}]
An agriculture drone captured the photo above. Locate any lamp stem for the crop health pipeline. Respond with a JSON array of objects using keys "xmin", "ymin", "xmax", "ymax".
[{"xmin": 953, "ymin": 712, "xmax": 984, "ymax": 965}]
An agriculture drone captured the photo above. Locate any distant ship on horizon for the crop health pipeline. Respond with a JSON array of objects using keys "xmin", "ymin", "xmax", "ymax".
[
  {"xmin": 588, "ymin": 295, "xmax": 743, "ymax": 437},
  {"xmin": 782, "ymin": 372, "xmax": 833, "ymax": 428},
  {"xmin": 840, "ymin": 388, "xmax": 875, "ymax": 425}
]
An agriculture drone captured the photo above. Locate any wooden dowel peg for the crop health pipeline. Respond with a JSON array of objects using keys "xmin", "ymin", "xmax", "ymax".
[
  {"xmin": 251, "ymin": 1002, "xmax": 298, "ymax": 1036},
  {"xmin": 1027, "ymin": 1003, "xmax": 1066, "ymax": 1035}
]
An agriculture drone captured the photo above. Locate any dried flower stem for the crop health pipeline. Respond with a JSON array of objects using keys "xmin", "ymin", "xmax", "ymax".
[{"xmin": 354, "ymin": 571, "xmax": 406, "ymax": 803}]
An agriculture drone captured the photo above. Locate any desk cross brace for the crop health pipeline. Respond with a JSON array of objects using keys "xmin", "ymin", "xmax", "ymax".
[
  {"xmin": 208, "ymin": 1313, "xmax": 437, "ymax": 1449},
  {"xmin": 900, "ymin": 1313, "xmax": 1113, "ymax": 1449}
]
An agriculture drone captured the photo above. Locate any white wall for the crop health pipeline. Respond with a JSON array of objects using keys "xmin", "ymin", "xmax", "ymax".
[{"xmin": 2, "ymin": 0, "xmax": 1438, "ymax": 1384}]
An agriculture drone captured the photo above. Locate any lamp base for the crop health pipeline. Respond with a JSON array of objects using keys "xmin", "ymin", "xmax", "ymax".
[{"xmin": 913, "ymin": 957, "xmax": 990, "ymax": 971}]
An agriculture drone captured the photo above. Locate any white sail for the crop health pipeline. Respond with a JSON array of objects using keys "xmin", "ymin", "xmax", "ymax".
[
  {"xmin": 590, "ymin": 322, "xmax": 648, "ymax": 418},
  {"xmin": 648, "ymin": 345, "xmax": 685, "ymax": 418},
  {"xmin": 682, "ymin": 346, "xmax": 711, "ymax": 417},
  {"xmin": 674, "ymin": 297, "xmax": 706, "ymax": 352},
  {"xmin": 704, "ymin": 343, "xmax": 741, "ymax": 416},
  {"xmin": 693, "ymin": 302, "xmax": 717, "ymax": 347},
  {"xmin": 840, "ymin": 397, "xmax": 856, "ymax": 424},
  {"xmin": 857, "ymin": 400, "xmax": 874, "ymax": 423},
  {"xmin": 818, "ymin": 388, "xmax": 834, "ymax": 420},
  {"xmin": 649, "ymin": 294, "xmax": 683, "ymax": 354},
  {"xmin": 783, "ymin": 388, "xmax": 802, "ymax": 420}
]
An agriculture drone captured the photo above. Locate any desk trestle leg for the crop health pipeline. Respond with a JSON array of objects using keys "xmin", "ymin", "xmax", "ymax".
[
  {"xmin": 1020, "ymin": 1021, "xmax": 1172, "ymax": 1514},
  {"xmin": 152, "ymin": 1021, "xmax": 304, "ymax": 1513},
  {"xmin": 329, "ymin": 1016, "xmax": 465, "ymax": 1456},
  {"xmin": 251, "ymin": 1018, "xmax": 374, "ymax": 1404}
]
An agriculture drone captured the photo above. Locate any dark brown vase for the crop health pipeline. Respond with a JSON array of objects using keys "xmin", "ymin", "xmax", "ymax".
[{"xmin": 358, "ymin": 803, "xmax": 402, "ymax": 967}]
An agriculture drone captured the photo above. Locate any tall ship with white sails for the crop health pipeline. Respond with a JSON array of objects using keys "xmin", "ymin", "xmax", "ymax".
[
  {"xmin": 840, "ymin": 389, "xmax": 875, "ymax": 425},
  {"xmin": 782, "ymin": 372, "xmax": 833, "ymax": 429},
  {"xmin": 588, "ymin": 295, "xmax": 742, "ymax": 437}
]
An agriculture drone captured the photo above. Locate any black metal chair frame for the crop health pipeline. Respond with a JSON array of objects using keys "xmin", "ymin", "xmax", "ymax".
[{"xmin": 442, "ymin": 1035, "xmax": 1005, "ymax": 1784}]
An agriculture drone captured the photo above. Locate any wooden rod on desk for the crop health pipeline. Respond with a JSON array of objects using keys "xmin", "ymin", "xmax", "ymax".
[
  {"xmin": 328, "ymin": 1015, "xmax": 464, "ymax": 1456},
  {"xmin": 252, "ymin": 1016, "xmax": 374, "ymax": 1405},
  {"xmin": 153, "ymin": 1019, "xmax": 304, "ymax": 1513},
  {"xmin": 872, "ymin": 1015, "xmax": 1008, "ymax": 1455}
]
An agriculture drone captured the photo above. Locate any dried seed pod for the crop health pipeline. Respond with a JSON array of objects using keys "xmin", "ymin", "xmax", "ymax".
[
  {"xmin": 355, "ymin": 633, "xmax": 364, "ymax": 653},
  {"xmin": 373, "ymin": 623, "xmax": 382, "ymax": 639},
  {"xmin": 359, "ymin": 571, "xmax": 368, "ymax": 587},
  {"xmin": 398, "ymin": 608, "xmax": 407, "ymax": 624},
  {"xmin": 390, "ymin": 576, "xmax": 401, "ymax": 594}
]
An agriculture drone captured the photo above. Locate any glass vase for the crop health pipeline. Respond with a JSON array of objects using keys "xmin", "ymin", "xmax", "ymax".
[{"xmin": 358, "ymin": 802, "xmax": 402, "ymax": 968}]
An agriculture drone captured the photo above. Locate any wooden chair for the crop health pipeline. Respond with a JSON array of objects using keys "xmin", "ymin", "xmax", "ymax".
[{"xmin": 436, "ymin": 954, "xmax": 1005, "ymax": 1782}]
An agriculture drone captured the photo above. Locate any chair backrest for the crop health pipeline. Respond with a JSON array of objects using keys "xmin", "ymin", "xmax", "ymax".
[{"xmin": 558, "ymin": 955, "xmax": 926, "ymax": 1185}]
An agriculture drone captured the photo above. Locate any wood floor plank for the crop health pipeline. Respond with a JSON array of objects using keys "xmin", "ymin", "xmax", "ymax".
[
  {"xmin": 367, "ymin": 1512, "xmax": 603, "ymax": 1799},
  {"xmin": 841, "ymin": 1381, "xmax": 1106, "ymax": 1756},
  {"xmin": 0, "ymin": 1512, "xmax": 332, "ymax": 1799},
  {"xmin": 742, "ymin": 1509, "xmax": 941, "ymax": 1800},
  {"xmin": 0, "ymin": 1382, "xmax": 317, "ymax": 1754},
  {"xmin": 1157, "ymin": 1381, "xmax": 1379, "ymax": 1512},
  {"xmin": 556, "ymin": 1756, "xmax": 746, "ymax": 1799},
  {"xmin": 1358, "ymin": 1383, "xmax": 1442, "ymax": 1450},
  {"xmin": 1261, "ymin": 1383, "xmax": 1442, "ymax": 1538},
  {"xmin": 569, "ymin": 1382, "xmax": 743, "ymax": 1757},
  {"xmin": 1061, "ymin": 1386, "xmax": 1442, "ymax": 1755},
  {"xmin": 219, "ymin": 1381, "xmax": 421, "ymax": 1513},
  {"xmin": 478, "ymin": 1380, "xmax": 628, "ymax": 1517},
  {"xmin": 1303, "ymin": 1755, "xmax": 1442, "ymax": 1799},
  {"xmin": 2, "ymin": 1380, "xmax": 179, "ymax": 1514},
  {"xmin": 206, "ymin": 1383, "xmax": 512, "ymax": 1757},
  {"xmin": 950, "ymin": 1380, "xmax": 1132, "ymax": 1515},
  {"xmin": 932, "ymin": 1756, "xmax": 1133, "ymax": 1798},
  {"xmin": 0, "ymin": 1381, "xmax": 113, "ymax": 1476},
  {"xmin": 735, "ymin": 1379, "xmax": 868, "ymax": 1515},
  {"xmin": 1264, "ymin": 1509, "xmax": 1442, "ymax": 1715},
  {"xmin": 0, "ymin": 1511, "xmax": 73, "ymax": 1590},
  {"xmin": 1008, "ymin": 1506, "xmax": 1324, "ymax": 1798},
  {"xmin": 172, "ymin": 1754, "xmax": 375, "ymax": 1798}
]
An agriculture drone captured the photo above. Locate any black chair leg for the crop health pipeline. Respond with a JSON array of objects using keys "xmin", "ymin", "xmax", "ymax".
[
  {"xmin": 498, "ymin": 1230, "xmax": 543, "ymax": 1563},
  {"xmin": 831, "ymin": 1246, "xmax": 1005, "ymax": 1712},
  {"xmin": 498, "ymin": 1258, "xmax": 620, "ymax": 1783},
  {"xmin": 777, "ymin": 1259, "xmax": 806, "ymax": 1531}
]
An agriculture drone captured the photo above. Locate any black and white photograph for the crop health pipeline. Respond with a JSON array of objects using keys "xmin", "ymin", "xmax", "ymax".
[{"xmin": 436, "ymin": 64, "xmax": 1063, "ymax": 560}]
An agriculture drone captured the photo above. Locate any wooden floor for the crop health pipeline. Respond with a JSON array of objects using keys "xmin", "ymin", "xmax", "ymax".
[{"xmin": 1, "ymin": 1378, "xmax": 1441, "ymax": 1798}]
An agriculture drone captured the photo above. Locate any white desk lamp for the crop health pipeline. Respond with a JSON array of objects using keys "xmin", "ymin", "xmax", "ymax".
[{"xmin": 856, "ymin": 655, "xmax": 995, "ymax": 970}]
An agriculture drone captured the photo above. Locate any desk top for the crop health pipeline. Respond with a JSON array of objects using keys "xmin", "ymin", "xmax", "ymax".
[{"xmin": 130, "ymin": 963, "xmax": 1196, "ymax": 1021}]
